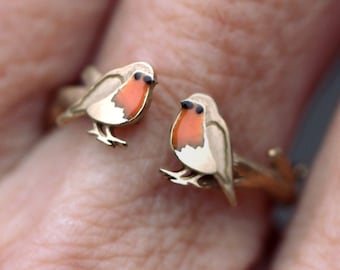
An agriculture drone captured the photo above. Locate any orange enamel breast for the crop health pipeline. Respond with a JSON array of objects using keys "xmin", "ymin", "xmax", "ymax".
[
  {"xmin": 113, "ymin": 79, "xmax": 148, "ymax": 119},
  {"xmin": 172, "ymin": 109, "xmax": 204, "ymax": 150}
]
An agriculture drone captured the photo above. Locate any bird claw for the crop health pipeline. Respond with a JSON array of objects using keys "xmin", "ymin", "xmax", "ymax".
[
  {"xmin": 105, "ymin": 134, "xmax": 127, "ymax": 146},
  {"xmin": 160, "ymin": 168, "xmax": 204, "ymax": 188},
  {"xmin": 88, "ymin": 128, "xmax": 113, "ymax": 146},
  {"xmin": 88, "ymin": 123, "xmax": 127, "ymax": 147},
  {"xmin": 103, "ymin": 125, "xmax": 127, "ymax": 146}
]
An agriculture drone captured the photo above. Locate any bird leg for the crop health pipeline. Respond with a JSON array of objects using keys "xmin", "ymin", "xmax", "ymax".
[
  {"xmin": 88, "ymin": 123, "xmax": 127, "ymax": 146},
  {"xmin": 88, "ymin": 122, "xmax": 113, "ymax": 146},
  {"xmin": 160, "ymin": 167, "xmax": 205, "ymax": 188},
  {"xmin": 103, "ymin": 125, "xmax": 127, "ymax": 146}
]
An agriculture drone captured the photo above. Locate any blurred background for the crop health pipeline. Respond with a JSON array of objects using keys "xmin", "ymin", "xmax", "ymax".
[
  {"xmin": 257, "ymin": 57, "xmax": 340, "ymax": 270},
  {"xmin": 291, "ymin": 57, "xmax": 340, "ymax": 166},
  {"xmin": 274, "ymin": 57, "xmax": 340, "ymax": 227}
]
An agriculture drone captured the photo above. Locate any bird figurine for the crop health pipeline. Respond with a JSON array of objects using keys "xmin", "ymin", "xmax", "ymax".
[
  {"xmin": 57, "ymin": 62, "xmax": 157, "ymax": 146},
  {"xmin": 160, "ymin": 93, "xmax": 236, "ymax": 206}
]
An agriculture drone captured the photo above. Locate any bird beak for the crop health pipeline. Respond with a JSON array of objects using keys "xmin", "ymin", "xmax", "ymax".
[
  {"xmin": 143, "ymin": 75, "xmax": 158, "ymax": 86},
  {"xmin": 152, "ymin": 74, "xmax": 158, "ymax": 86}
]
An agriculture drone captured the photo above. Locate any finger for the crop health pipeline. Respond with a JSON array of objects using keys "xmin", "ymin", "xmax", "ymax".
[
  {"xmin": 1, "ymin": 0, "xmax": 340, "ymax": 269},
  {"xmin": 0, "ymin": 125, "xmax": 268, "ymax": 269},
  {"xmin": 273, "ymin": 105, "xmax": 340, "ymax": 269},
  {"xmin": 0, "ymin": 0, "xmax": 112, "ymax": 174},
  {"xmin": 96, "ymin": 0, "xmax": 340, "ymax": 158}
]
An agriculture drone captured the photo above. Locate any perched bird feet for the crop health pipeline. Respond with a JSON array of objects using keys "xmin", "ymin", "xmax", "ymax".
[
  {"xmin": 88, "ymin": 123, "xmax": 113, "ymax": 146},
  {"xmin": 160, "ymin": 168, "xmax": 204, "ymax": 188},
  {"xmin": 103, "ymin": 125, "xmax": 127, "ymax": 147}
]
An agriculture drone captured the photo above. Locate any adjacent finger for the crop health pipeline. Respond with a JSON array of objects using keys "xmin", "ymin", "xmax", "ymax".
[
  {"xmin": 273, "ymin": 105, "xmax": 340, "ymax": 269},
  {"xmin": 0, "ymin": 0, "xmax": 112, "ymax": 174}
]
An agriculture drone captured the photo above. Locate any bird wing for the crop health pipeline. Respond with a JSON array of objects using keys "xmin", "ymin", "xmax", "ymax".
[
  {"xmin": 56, "ymin": 75, "xmax": 123, "ymax": 125},
  {"xmin": 206, "ymin": 120, "xmax": 236, "ymax": 205},
  {"xmin": 86, "ymin": 94, "xmax": 128, "ymax": 125},
  {"xmin": 69, "ymin": 74, "xmax": 123, "ymax": 113}
]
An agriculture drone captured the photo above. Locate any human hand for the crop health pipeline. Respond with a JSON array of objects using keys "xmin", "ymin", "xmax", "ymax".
[{"xmin": 0, "ymin": 1, "xmax": 339, "ymax": 269}]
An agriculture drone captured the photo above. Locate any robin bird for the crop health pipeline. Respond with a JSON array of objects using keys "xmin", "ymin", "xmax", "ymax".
[
  {"xmin": 160, "ymin": 93, "xmax": 236, "ymax": 206},
  {"xmin": 57, "ymin": 62, "xmax": 157, "ymax": 146}
]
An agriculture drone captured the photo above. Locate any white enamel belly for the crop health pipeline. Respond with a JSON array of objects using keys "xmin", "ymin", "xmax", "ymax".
[
  {"xmin": 86, "ymin": 96, "xmax": 128, "ymax": 125},
  {"xmin": 175, "ymin": 141, "xmax": 216, "ymax": 174}
]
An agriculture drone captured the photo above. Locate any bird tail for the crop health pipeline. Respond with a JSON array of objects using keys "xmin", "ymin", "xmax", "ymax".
[
  {"xmin": 216, "ymin": 173, "xmax": 237, "ymax": 207},
  {"xmin": 53, "ymin": 85, "xmax": 89, "ymax": 126},
  {"xmin": 56, "ymin": 103, "xmax": 85, "ymax": 126}
]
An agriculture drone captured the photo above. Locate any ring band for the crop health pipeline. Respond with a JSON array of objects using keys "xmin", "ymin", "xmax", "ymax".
[{"xmin": 51, "ymin": 67, "xmax": 298, "ymax": 206}]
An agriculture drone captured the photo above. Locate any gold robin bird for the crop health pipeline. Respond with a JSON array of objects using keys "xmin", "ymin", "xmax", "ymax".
[
  {"xmin": 160, "ymin": 93, "xmax": 236, "ymax": 206},
  {"xmin": 57, "ymin": 62, "xmax": 157, "ymax": 146}
]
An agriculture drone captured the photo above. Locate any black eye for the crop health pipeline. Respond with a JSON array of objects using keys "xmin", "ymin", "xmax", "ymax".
[
  {"xmin": 143, "ymin": 75, "xmax": 153, "ymax": 85},
  {"xmin": 181, "ymin": 100, "xmax": 194, "ymax": 109},
  {"xmin": 195, "ymin": 105, "xmax": 204, "ymax": 114},
  {"xmin": 134, "ymin": 72, "xmax": 142, "ymax": 80}
]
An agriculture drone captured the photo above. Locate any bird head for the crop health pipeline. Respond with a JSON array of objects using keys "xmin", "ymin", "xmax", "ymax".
[
  {"xmin": 131, "ymin": 70, "xmax": 157, "ymax": 87},
  {"xmin": 170, "ymin": 93, "xmax": 226, "ymax": 150},
  {"xmin": 184, "ymin": 93, "xmax": 220, "ymax": 123},
  {"xmin": 179, "ymin": 99, "xmax": 205, "ymax": 115},
  {"xmin": 176, "ymin": 93, "xmax": 222, "ymax": 125},
  {"xmin": 111, "ymin": 63, "xmax": 157, "ymax": 120}
]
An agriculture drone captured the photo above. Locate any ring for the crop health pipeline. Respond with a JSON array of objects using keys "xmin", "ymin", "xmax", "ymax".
[
  {"xmin": 51, "ymin": 62, "xmax": 157, "ymax": 146},
  {"xmin": 160, "ymin": 93, "xmax": 297, "ymax": 206}
]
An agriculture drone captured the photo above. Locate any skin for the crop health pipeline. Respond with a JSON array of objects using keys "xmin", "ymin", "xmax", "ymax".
[{"xmin": 0, "ymin": 0, "xmax": 339, "ymax": 269}]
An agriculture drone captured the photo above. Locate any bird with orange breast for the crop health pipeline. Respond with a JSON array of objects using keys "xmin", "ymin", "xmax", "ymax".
[
  {"xmin": 57, "ymin": 62, "xmax": 157, "ymax": 146},
  {"xmin": 160, "ymin": 93, "xmax": 236, "ymax": 206}
]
